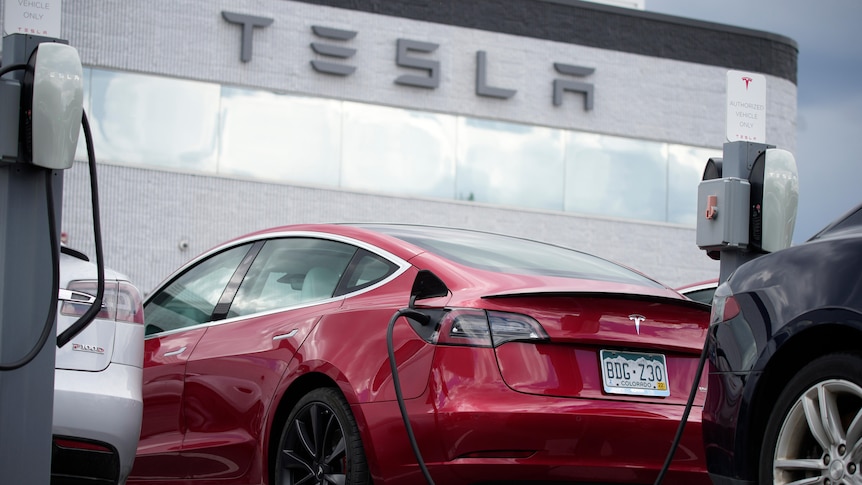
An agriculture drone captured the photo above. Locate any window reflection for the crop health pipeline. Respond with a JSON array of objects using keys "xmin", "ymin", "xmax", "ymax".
[
  {"xmin": 79, "ymin": 67, "xmax": 719, "ymax": 227},
  {"xmin": 456, "ymin": 118, "xmax": 564, "ymax": 211},
  {"xmin": 219, "ymin": 88, "xmax": 342, "ymax": 186},
  {"xmin": 668, "ymin": 145, "xmax": 721, "ymax": 225},
  {"xmin": 341, "ymin": 102, "xmax": 456, "ymax": 199},
  {"xmin": 564, "ymin": 133, "xmax": 668, "ymax": 222},
  {"xmin": 88, "ymin": 70, "xmax": 220, "ymax": 171}
]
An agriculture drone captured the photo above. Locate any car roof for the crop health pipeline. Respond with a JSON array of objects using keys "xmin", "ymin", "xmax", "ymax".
[
  {"xmin": 189, "ymin": 222, "xmax": 681, "ymax": 299},
  {"xmin": 808, "ymin": 202, "xmax": 862, "ymax": 241}
]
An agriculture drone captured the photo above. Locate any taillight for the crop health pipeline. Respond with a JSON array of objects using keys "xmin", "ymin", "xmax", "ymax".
[
  {"xmin": 709, "ymin": 282, "xmax": 740, "ymax": 326},
  {"xmin": 432, "ymin": 309, "xmax": 549, "ymax": 347},
  {"xmin": 60, "ymin": 280, "xmax": 144, "ymax": 324}
]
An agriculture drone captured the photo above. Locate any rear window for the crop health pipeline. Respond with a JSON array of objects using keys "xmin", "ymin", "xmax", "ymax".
[{"xmin": 361, "ymin": 225, "xmax": 661, "ymax": 287}]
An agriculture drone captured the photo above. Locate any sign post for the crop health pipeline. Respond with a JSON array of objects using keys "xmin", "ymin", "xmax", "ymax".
[{"xmin": 0, "ymin": 1, "xmax": 65, "ymax": 483}]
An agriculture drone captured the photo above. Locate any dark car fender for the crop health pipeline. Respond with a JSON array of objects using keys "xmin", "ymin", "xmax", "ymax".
[{"xmin": 706, "ymin": 306, "xmax": 862, "ymax": 483}]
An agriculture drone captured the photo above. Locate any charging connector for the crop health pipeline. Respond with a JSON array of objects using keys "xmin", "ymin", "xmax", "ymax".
[{"xmin": 387, "ymin": 305, "xmax": 436, "ymax": 485}]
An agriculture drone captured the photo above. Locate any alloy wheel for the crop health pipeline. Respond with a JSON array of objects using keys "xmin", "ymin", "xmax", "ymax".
[
  {"xmin": 276, "ymin": 388, "xmax": 369, "ymax": 485},
  {"xmin": 771, "ymin": 378, "xmax": 862, "ymax": 484}
]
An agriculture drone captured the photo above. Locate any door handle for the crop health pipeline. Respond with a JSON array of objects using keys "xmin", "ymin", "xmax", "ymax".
[
  {"xmin": 273, "ymin": 329, "xmax": 299, "ymax": 341},
  {"xmin": 163, "ymin": 346, "xmax": 187, "ymax": 357}
]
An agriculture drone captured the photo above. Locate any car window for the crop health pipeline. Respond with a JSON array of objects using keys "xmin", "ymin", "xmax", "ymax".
[
  {"xmin": 338, "ymin": 249, "xmax": 399, "ymax": 295},
  {"xmin": 683, "ymin": 287, "xmax": 716, "ymax": 305},
  {"xmin": 228, "ymin": 238, "xmax": 357, "ymax": 317},
  {"xmin": 145, "ymin": 244, "xmax": 253, "ymax": 335},
  {"xmin": 361, "ymin": 224, "xmax": 661, "ymax": 287}
]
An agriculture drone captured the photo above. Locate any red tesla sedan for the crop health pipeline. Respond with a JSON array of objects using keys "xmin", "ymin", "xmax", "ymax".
[{"xmin": 129, "ymin": 223, "xmax": 711, "ymax": 485}]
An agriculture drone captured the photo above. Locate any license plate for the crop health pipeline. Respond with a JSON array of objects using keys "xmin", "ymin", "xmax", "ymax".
[{"xmin": 600, "ymin": 350, "xmax": 670, "ymax": 397}]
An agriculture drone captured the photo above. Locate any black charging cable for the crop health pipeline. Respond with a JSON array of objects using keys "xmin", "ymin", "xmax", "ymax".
[
  {"xmin": 0, "ymin": 169, "xmax": 61, "ymax": 371},
  {"xmin": 0, "ymin": 105, "xmax": 104, "ymax": 367},
  {"xmin": 386, "ymin": 306, "xmax": 436, "ymax": 485},
  {"xmin": 0, "ymin": 62, "xmax": 59, "ymax": 371},
  {"xmin": 57, "ymin": 110, "xmax": 104, "ymax": 348},
  {"xmin": 653, "ymin": 331, "xmax": 711, "ymax": 484}
]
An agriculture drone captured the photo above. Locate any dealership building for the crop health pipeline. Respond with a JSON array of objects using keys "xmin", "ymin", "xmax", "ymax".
[{"xmin": 18, "ymin": 0, "xmax": 797, "ymax": 293}]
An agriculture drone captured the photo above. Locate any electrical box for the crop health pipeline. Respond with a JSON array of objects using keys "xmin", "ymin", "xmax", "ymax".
[{"xmin": 696, "ymin": 177, "xmax": 751, "ymax": 252}]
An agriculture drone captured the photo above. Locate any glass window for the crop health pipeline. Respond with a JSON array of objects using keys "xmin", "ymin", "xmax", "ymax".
[
  {"xmin": 564, "ymin": 133, "xmax": 668, "ymax": 222},
  {"xmin": 668, "ymin": 145, "xmax": 721, "ymax": 225},
  {"xmin": 229, "ymin": 238, "xmax": 357, "ymax": 317},
  {"xmin": 78, "ymin": 68, "xmax": 719, "ymax": 228},
  {"xmin": 339, "ymin": 250, "xmax": 399, "ymax": 295},
  {"xmin": 144, "ymin": 244, "xmax": 253, "ymax": 335},
  {"xmin": 683, "ymin": 287, "xmax": 716, "ymax": 305},
  {"xmin": 341, "ymin": 102, "xmax": 457, "ymax": 199},
  {"xmin": 218, "ymin": 88, "xmax": 343, "ymax": 186},
  {"xmin": 88, "ymin": 69, "xmax": 220, "ymax": 171},
  {"xmin": 365, "ymin": 225, "xmax": 661, "ymax": 287},
  {"xmin": 456, "ymin": 118, "xmax": 565, "ymax": 210}
]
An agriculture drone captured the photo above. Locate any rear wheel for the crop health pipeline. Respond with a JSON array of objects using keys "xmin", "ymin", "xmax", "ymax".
[
  {"xmin": 759, "ymin": 353, "xmax": 862, "ymax": 484},
  {"xmin": 274, "ymin": 387, "xmax": 370, "ymax": 485}
]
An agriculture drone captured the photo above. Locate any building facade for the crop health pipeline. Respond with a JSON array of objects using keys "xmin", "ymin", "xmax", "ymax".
[{"xmin": 19, "ymin": 0, "xmax": 797, "ymax": 293}]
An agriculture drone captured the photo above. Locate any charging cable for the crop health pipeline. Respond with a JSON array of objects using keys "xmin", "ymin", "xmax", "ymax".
[
  {"xmin": 0, "ymin": 62, "xmax": 58, "ymax": 371},
  {"xmin": 0, "ymin": 107, "xmax": 104, "ymax": 368},
  {"xmin": 653, "ymin": 331, "xmax": 710, "ymax": 484},
  {"xmin": 57, "ymin": 111, "xmax": 104, "ymax": 348},
  {"xmin": 387, "ymin": 306, "xmax": 436, "ymax": 485},
  {"xmin": 0, "ymin": 168, "xmax": 61, "ymax": 371}
]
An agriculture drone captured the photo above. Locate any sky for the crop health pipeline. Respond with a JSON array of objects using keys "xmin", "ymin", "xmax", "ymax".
[{"xmin": 643, "ymin": 0, "xmax": 862, "ymax": 243}]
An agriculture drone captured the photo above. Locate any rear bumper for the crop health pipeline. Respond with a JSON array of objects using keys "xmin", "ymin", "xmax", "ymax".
[
  {"xmin": 53, "ymin": 364, "xmax": 143, "ymax": 483},
  {"xmin": 358, "ymin": 389, "xmax": 709, "ymax": 485}
]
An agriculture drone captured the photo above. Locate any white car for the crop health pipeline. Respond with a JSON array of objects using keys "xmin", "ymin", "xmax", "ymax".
[{"xmin": 52, "ymin": 246, "xmax": 145, "ymax": 484}]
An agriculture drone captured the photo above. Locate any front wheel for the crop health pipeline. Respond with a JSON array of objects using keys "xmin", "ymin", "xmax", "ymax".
[
  {"xmin": 760, "ymin": 353, "xmax": 862, "ymax": 484},
  {"xmin": 274, "ymin": 387, "xmax": 370, "ymax": 485}
]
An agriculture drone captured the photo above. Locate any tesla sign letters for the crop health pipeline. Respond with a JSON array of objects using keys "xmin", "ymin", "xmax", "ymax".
[{"xmin": 222, "ymin": 11, "xmax": 596, "ymax": 111}]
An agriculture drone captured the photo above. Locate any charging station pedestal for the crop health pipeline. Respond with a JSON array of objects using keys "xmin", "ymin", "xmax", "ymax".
[
  {"xmin": 0, "ymin": 17, "xmax": 81, "ymax": 482},
  {"xmin": 697, "ymin": 71, "xmax": 798, "ymax": 282}
]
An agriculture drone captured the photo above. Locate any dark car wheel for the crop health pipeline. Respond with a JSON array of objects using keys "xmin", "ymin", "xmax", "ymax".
[
  {"xmin": 760, "ymin": 353, "xmax": 862, "ymax": 484},
  {"xmin": 275, "ymin": 387, "xmax": 370, "ymax": 485}
]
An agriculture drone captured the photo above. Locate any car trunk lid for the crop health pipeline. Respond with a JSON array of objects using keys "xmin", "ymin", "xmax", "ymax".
[{"xmin": 482, "ymin": 292, "xmax": 710, "ymax": 405}]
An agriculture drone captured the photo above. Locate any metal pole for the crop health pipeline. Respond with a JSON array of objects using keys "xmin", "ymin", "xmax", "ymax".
[
  {"xmin": 0, "ymin": 33, "xmax": 64, "ymax": 485},
  {"xmin": 717, "ymin": 141, "xmax": 771, "ymax": 283}
]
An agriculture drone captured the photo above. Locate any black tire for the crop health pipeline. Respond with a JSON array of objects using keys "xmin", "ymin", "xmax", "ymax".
[
  {"xmin": 759, "ymin": 353, "xmax": 862, "ymax": 484},
  {"xmin": 274, "ymin": 387, "xmax": 370, "ymax": 485}
]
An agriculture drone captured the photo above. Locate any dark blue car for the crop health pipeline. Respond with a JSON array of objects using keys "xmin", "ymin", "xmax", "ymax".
[{"xmin": 703, "ymin": 202, "xmax": 862, "ymax": 485}]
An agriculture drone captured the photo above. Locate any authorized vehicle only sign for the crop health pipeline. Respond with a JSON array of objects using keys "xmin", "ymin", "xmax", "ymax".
[
  {"xmin": 3, "ymin": 0, "xmax": 61, "ymax": 37},
  {"xmin": 726, "ymin": 70, "xmax": 766, "ymax": 143}
]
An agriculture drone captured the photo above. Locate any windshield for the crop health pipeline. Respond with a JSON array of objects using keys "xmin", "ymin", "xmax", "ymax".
[{"xmin": 359, "ymin": 224, "xmax": 662, "ymax": 287}]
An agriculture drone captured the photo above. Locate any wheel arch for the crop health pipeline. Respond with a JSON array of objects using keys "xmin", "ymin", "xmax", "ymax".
[
  {"xmin": 743, "ymin": 315, "xmax": 862, "ymax": 478},
  {"xmin": 266, "ymin": 372, "xmax": 342, "ymax": 484}
]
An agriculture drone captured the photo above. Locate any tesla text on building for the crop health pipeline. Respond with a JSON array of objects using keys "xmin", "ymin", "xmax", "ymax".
[{"xmin": 222, "ymin": 11, "xmax": 597, "ymax": 111}]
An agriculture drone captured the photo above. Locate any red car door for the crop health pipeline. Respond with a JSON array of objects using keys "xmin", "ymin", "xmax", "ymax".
[
  {"xmin": 179, "ymin": 301, "xmax": 343, "ymax": 480},
  {"xmin": 175, "ymin": 237, "xmax": 358, "ymax": 481},
  {"xmin": 131, "ymin": 328, "xmax": 207, "ymax": 480},
  {"xmin": 129, "ymin": 243, "xmax": 258, "ymax": 482}
]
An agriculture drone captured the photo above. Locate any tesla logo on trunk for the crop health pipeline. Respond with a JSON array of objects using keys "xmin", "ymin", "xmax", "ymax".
[{"xmin": 628, "ymin": 314, "xmax": 646, "ymax": 335}]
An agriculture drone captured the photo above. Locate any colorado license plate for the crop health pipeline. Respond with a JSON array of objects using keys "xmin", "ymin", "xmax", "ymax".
[{"xmin": 600, "ymin": 350, "xmax": 670, "ymax": 397}]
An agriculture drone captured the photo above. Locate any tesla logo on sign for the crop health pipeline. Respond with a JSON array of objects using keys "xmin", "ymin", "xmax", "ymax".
[
  {"xmin": 726, "ymin": 70, "xmax": 766, "ymax": 142},
  {"xmin": 628, "ymin": 314, "xmax": 646, "ymax": 335}
]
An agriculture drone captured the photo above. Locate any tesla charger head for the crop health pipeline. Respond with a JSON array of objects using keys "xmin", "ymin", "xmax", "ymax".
[
  {"xmin": 749, "ymin": 148, "xmax": 799, "ymax": 253},
  {"xmin": 23, "ymin": 42, "xmax": 84, "ymax": 170}
]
